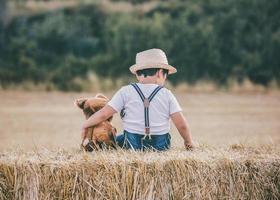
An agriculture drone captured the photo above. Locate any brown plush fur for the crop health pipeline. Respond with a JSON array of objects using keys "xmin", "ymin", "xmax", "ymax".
[{"xmin": 75, "ymin": 94, "xmax": 117, "ymax": 151}]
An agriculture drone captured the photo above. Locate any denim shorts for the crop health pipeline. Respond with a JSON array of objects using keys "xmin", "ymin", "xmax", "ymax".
[{"xmin": 116, "ymin": 130, "xmax": 171, "ymax": 151}]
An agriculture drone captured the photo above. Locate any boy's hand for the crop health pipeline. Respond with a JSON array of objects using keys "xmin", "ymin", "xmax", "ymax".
[
  {"xmin": 171, "ymin": 112, "xmax": 194, "ymax": 150},
  {"xmin": 184, "ymin": 140, "xmax": 194, "ymax": 150}
]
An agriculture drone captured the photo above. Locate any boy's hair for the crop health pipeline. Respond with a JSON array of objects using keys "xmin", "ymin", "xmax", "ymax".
[{"xmin": 136, "ymin": 68, "xmax": 168, "ymax": 78}]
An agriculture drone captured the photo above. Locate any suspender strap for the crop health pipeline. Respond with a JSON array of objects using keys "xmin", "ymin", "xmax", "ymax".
[
  {"xmin": 148, "ymin": 86, "xmax": 162, "ymax": 101},
  {"xmin": 131, "ymin": 83, "xmax": 145, "ymax": 101},
  {"xmin": 131, "ymin": 83, "xmax": 163, "ymax": 136}
]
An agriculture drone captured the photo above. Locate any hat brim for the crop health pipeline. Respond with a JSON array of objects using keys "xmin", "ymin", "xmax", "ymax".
[{"xmin": 129, "ymin": 63, "xmax": 177, "ymax": 75}]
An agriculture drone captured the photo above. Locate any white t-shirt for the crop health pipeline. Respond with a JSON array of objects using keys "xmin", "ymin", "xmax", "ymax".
[{"xmin": 108, "ymin": 83, "xmax": 182, "ymax": 135}]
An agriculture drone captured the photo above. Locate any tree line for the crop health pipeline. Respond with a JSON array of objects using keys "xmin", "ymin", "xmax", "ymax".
[{"xmin": 0, "ymin": 0, "xmax": 279, "ymax": 91}]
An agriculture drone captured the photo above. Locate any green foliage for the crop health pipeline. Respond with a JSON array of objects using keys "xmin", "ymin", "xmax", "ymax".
[
  {"xmin": 111, "ymin": 0, "xmax": 155, "ymax": 4},
  {"xmin": 0, "ymin": 0, "xmax": 279, "ymax": 90}
]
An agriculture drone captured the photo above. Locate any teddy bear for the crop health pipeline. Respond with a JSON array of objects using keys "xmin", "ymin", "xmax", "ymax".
[{"xmin": 75, "ymin": 93, "xmax": 117, "ymax": 151}]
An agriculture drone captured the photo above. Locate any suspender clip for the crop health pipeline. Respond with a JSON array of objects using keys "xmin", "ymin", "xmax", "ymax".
[
  {"xmin": 143, "ymin": 98, "xmax": 150, "ymax": 108},
  {"xmin": 144, "ymin": 127, "xmax": 152, "ymax": 140},
  {"xmin": 143, "ymin": 133, "xmax": 152, "ymax": 140},
  {"xmin": 145, "ymin": 127, "xmax": 150, "ymax": 135}
]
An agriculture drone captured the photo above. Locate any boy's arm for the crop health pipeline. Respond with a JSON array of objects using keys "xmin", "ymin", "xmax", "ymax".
[
  {"xmin": 170, "ymin": 112, "xmax": 194, "ymax": 150},
  {"xmin": 81, "ymin": 105, "xmax": 117, "ymax": 138}
]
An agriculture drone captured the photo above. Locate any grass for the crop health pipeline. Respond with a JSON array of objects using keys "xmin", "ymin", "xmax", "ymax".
[{"xmin": 0, "ymin": 90, "xmax": 279, "ymax": 199}]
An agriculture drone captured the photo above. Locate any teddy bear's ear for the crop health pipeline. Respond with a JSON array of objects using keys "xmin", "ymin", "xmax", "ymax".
[
  {"xmin": 75, "ymin": 98, "xmax": 87, "ymax": 109},
  {"xmin": 95, "ymin": 93, "xmax": 108, "ymax": 100}
]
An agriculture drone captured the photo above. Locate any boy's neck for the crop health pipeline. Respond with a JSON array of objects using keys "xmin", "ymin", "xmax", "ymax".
[{"xmin": 138, "ymin": 76, "xmax": 157, "ymax": 84}]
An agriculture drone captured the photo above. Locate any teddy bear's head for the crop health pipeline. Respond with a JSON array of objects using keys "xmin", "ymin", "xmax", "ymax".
[{"xmin": 75, "ymin": 93, "xmax": 112, "ymax": 121}]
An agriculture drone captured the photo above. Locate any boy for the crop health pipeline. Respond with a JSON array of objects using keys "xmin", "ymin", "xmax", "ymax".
[{"xmin": 81, "ymin": 48, "xmax": 194, "ymax": 151}]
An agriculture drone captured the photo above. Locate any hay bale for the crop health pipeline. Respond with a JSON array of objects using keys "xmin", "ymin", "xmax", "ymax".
[{"xmin": 0, "ymin": 146, "xmax": 279, "ymax": 200}]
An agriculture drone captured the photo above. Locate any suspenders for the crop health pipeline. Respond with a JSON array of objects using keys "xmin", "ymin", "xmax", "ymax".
[{"xmin": 130, "ymin": 83, "xmax": 163, "ymax": 139}]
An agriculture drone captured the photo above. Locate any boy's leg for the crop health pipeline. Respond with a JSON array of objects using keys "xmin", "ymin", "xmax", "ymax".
[
  {"xmin": 116, "ymin": 134, "xmax": 125, "ymax": 148},
  {"xmin": 144, "ymin": 133, "xmax": 171, "ymax": 151},
  {"xmin": 125, "ymin": 131, "xmax": 143, "ymax": 151},
  {"xmin": 116, "ymin": 131, "xmax": 143, "ymax": 150}
]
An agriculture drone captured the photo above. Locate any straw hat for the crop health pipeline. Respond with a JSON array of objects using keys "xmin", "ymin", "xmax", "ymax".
[{"xmin": 129, "ymin": 49, "xmax": 177, "ymax": 75}]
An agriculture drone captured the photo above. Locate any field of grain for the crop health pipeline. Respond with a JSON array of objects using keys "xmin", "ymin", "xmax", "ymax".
[
  {"xmin": 0, "ymin": 90, "xmax": 280, "ymax": 199},
  {"xmin": 0, "ymin": 90, "xmax": 279, "ymax": 149}
]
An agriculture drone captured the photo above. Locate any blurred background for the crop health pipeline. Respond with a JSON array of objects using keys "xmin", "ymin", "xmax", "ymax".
[
  {"xmin": 1, "ymin": 0, "xmax": 280, "ymax": 91},
  {"xmin": 0, "ymin": 0, "xmax": 279, "ymax": 150}
]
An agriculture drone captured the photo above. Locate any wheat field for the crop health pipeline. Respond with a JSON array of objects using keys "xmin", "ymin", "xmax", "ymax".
[{"xmin": 0, "ymin": 90, "xmax": 280, "ymax": 199}]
